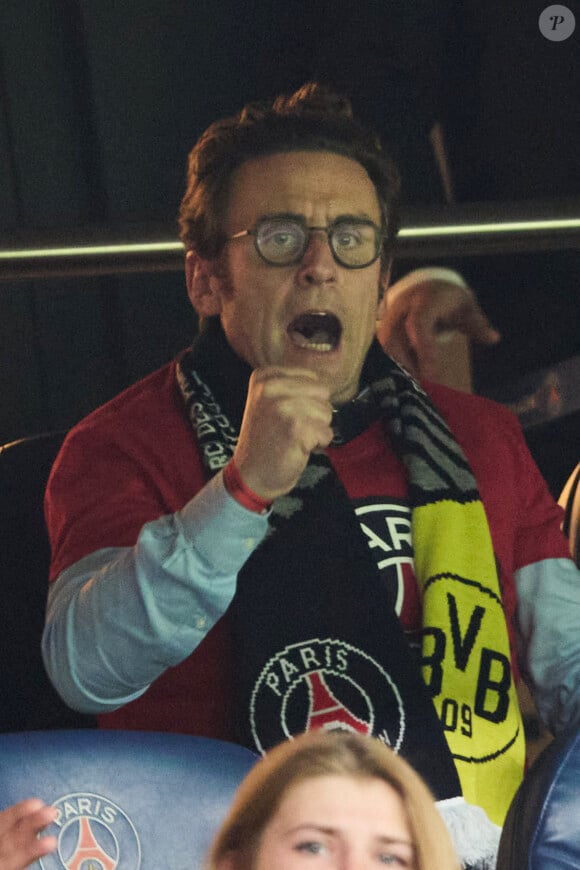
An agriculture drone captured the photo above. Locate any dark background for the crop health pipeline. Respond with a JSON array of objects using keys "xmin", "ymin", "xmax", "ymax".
[{"xmin": 1, "ymin": 0, "xmax": 579, "ymax": 494}]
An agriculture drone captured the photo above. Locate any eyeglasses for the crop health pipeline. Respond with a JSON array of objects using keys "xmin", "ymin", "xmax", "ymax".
[{"xmin": 227, "ymin": 216, "xmax": 384, "ymax": 269}]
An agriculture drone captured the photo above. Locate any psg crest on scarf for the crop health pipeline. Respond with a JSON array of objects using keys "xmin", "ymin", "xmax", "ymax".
[{"xmin": 249, "ymin": 637, "xmax": 406, "ymax": 755}]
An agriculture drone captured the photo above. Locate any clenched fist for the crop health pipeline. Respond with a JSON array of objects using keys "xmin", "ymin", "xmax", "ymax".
[{"xmin": 233, "ymin": 367, "xmax": 334, "ymax": 501}]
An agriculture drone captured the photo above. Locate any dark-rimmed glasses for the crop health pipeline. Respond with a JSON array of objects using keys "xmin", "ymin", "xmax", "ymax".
[{"xmin": 227, "ymin": 216, "xmax": 384, "ymax": 269}]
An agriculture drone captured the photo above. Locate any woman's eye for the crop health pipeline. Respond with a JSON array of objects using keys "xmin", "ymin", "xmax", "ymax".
[
  {"xmin": 378, "ymin": 853, "xmax": 410, "ymax": 866},
  {"xmin": 295, "ymin": 840, "xmax": 326, "ymax": 855}
]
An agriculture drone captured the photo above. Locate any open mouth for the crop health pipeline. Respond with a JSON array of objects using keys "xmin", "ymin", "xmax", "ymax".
[{"xmin": 287, "ymin": 311, "xmax": 343, "ymax": 352}]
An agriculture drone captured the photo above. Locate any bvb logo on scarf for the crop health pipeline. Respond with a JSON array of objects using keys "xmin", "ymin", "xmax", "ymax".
[
  {"xmin": 387, "ymin": 369, "xmax": 526, "ymax": 826},
  {"xmin": 415, "ymin": 503, "xmax": 525, "ymax": 825}
]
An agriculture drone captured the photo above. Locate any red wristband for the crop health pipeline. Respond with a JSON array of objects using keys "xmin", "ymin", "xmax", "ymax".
[{"xmin": 223, "ymin": 458, "xmax": 273, "ymax": 514}]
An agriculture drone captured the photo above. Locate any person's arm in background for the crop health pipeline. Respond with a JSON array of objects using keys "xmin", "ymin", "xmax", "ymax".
[
  {"xmin": 511, "ymin": 430, "xmax": 580, "ymax": 736},
  {"xmin": 0, "ymin": 800, "xmax": 57, "ymax": 870},
  {"xmin": 377, "ymin": 266, "xmax": 500, "ymax": 392}
]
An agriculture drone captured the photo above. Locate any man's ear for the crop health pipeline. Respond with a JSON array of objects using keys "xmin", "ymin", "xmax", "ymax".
[
  {"xmin": 185, "ymin": 249, "xmax": 223, "ymax": 317},
  {"xmin": 377, "ymin": 262, "xmax": 392, "ymax": 320}
]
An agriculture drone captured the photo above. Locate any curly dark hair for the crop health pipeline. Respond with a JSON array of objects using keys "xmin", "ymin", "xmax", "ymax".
[{"xmin": 178, "ymin": 82, "xmax": 400, "ymax": 268}]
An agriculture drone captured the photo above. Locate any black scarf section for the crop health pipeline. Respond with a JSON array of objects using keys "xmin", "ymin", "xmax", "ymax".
[{"xmin": 181, "ymin": 317, "xmax": 462, "ymax": 801}]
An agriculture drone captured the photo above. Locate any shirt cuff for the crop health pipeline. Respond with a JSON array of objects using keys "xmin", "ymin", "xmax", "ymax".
[{"xmin": 176, "ymin": 469, "xmax": 270, "ymax": 574}]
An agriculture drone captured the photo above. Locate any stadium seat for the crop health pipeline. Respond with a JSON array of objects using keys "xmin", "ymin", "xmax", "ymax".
[
  {"xmin": 0, "ymin": 729, "xmax": 258, "ymax": 869},
  {"xmin": 496, "ymin": 727, "xmax": 580, "ymax": 868}
]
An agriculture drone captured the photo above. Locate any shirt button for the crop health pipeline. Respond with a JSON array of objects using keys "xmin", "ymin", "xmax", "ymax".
[
  {"xmin": 196, "ymin": 615, "xmax": 207, "ymax": 630},
  {"xmin": 244, "ymin": 537, "xmax": 256, "ymax": 550}
]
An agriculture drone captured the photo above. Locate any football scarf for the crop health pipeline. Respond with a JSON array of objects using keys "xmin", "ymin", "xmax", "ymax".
[{"xmin": 177, "ymin": 317, "xmax": 524, "ymax": 830}]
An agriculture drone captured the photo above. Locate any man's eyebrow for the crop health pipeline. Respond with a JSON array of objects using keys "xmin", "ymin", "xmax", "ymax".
[
  {"xmin": 256, "ymin": 212, "xmax": 380, "ymax": 224},
  {"xmin": 257, "ymin": 211, "xmax": 304, "ymax": 222},
  {"xmin": 329, "ymin": 212, "xmax": 380, "ymax": 224}
]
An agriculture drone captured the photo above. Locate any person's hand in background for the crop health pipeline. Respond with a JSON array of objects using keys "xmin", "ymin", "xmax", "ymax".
[
  {"xmin": 377, "ymin": 267, "xmax": 500, "ymax": 392},
  {"xmin": 0, "ymin": 799, "xmax": 57, "ymax": 870}
]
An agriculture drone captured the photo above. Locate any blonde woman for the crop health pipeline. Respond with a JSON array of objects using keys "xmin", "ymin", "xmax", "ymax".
[{"xmin": 207, "ymin": 730, "xmax": 460, "ymax": 870}]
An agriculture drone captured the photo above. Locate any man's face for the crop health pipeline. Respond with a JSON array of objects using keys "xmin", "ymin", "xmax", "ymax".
[{"xmin": 206, "ymin": 150, "xmax": 387, "ymax": 405}]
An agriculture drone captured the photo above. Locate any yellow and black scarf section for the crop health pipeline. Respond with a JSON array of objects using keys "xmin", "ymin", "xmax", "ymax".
[{"xmin": 178, "ymin": 318, "xmax": 524, "ymax": 827}]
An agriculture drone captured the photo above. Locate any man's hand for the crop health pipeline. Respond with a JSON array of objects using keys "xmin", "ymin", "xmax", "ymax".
[
  {"xmin": 377, "ymin": 271, "xmax": 500, "ymax": 391},
  {"xmin": 0, "ymin": 799, "xmax": 58, "ymax": 870},
  {"xmin": 233, "ymin": 367, "xmax": 334, "ymax": 501}
]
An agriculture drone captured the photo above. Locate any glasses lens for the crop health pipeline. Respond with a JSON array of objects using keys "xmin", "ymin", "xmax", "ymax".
[
  {"xmin": 255, "ymin": 219, "xmax": 306, "ymax": 264},
  {"xmin": 329, "ymin": 221, "xmax": 380, "ymax": 267}
]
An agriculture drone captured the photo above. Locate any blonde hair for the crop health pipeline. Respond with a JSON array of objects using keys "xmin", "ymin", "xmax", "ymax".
[{"xmin": 206, "ymin": 731, "xmax": 460, "ymax": 870}]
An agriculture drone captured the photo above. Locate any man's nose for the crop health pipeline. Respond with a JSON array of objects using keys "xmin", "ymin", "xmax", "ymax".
[{"xmin": 296, "ymin": 229, "xmax": 338, "ymax": 285}]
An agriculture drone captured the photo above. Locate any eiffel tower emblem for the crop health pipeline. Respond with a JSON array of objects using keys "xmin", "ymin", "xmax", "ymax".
[
  {"xmin": 65, "ymin": 817, "xmax": 118, "ymax": 870},
  {"xmin": 305, "ymin": 670, "xmax": 371, "ymax": 734}
]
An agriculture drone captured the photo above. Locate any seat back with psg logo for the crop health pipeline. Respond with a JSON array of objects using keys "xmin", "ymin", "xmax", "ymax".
[{"xmin": 0, "ymin": 729, "xmax": 258, "ymax": 869}]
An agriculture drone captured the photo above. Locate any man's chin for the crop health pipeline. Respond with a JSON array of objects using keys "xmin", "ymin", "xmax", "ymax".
[{"xmin": 272, "ymin": 341, "xmax": 362, "ymax": 404}]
